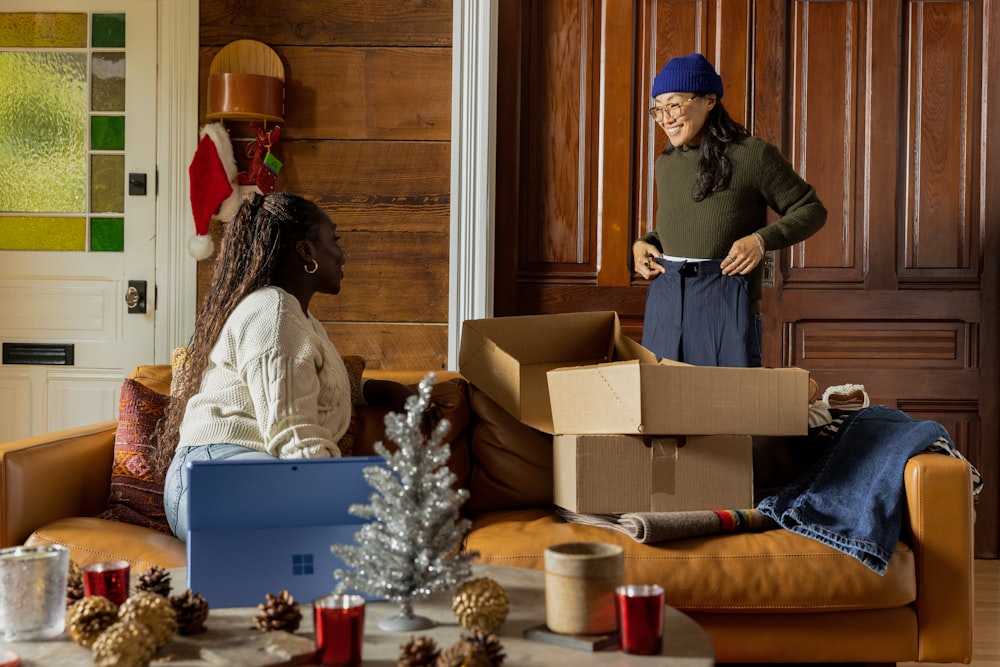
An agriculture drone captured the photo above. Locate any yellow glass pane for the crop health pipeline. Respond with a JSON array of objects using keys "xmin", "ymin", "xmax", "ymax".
[
  {"xmin": 0, "ymin": 52, "xmax": 87, "ymax": 213},
  {"xmin": 0, "ymin": 13, "xmax": 87, "ymax": 48},
  {"xmin": 91, "ymin": 155, "xmax": 124, "ymax": 213},
  {"xmin": 0, "ymin": 215, "xmax": 86, "ymax": 250}
]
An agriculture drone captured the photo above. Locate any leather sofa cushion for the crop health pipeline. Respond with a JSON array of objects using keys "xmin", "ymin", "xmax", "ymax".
[
  {"xmin": 465, "ymin": 509, "xmax": 916, "ymax": 614},
  {"xmin": 26, "ymin": 516, "xmax": 186, "ymax": 571},
  {"xmin": 467, "ymin": 386, "xmax": 553, "ymax": 515},
  {"xmin": 128, "ymin": 364, "xmax": 173, "ymax": 395},
  {"xmin": 353, "ymin": 377, "xmax": 472, "ymax": 491}
]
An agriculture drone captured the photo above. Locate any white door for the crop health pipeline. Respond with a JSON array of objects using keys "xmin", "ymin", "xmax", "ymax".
[{"xmin": 0, "ymin": 0, "xmax": 157, "ymax": 439}]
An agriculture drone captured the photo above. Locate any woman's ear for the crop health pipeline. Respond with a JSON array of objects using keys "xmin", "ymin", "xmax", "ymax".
[{"xmin": 294, "ymin": 239, "xmax": 315, "ymax": 263}]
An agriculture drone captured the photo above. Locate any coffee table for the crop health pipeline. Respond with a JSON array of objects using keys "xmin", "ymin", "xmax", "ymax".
[{"xmin": 0, "ymin": 563, "xmax": 714, "ymax": 666}]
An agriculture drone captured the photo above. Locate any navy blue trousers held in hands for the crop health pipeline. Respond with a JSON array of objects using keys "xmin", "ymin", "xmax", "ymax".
[{"xmin": 641, "ymin": 258, "xmax": 760, "ymax": 367}]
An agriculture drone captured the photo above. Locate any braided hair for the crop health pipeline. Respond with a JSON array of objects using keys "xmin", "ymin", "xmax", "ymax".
[
  {"xmin": 152, "ymin": 191, "xmax": 329, "ymax": 477},
  {"xmin": 663, "ymin": 99, "xmax": 751, "ymax": 201}
]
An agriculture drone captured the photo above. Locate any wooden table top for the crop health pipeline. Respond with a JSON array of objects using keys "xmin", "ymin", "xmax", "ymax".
[{"xmin": 0, "ymin": 563, "xmax": 714, "ymax": 666}]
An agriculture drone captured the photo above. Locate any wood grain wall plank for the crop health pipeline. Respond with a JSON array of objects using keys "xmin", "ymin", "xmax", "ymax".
[
  {"xmin": 199, "ymin": 0, "xmax": 453, "ymax": 47},
  {"xmin": 322, "ymin": 322, "xmax": 448, "ymax": 371},
  {"xmin": 276, "ymin": 140, "xmax": 450, "ymax": 233},
  {"xmin": 199, "ymin": 46, "xmax": 451, "ymax": 141}
]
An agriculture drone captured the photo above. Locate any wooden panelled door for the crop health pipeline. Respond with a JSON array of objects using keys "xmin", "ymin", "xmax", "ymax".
[{"xmin": 494, "ymin": 0, "xmax": 999, "ymax": 556}]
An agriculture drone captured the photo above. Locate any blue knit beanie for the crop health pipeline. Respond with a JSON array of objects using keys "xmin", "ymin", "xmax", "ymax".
[{"xmin": 651, "ymin": 53, "xmax": 724, "ymax": 99}]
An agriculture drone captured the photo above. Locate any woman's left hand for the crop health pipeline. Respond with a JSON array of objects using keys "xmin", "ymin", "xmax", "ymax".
[{"xmin": 722, "ymin": 234, "xmax": 766, "ymax": 276}]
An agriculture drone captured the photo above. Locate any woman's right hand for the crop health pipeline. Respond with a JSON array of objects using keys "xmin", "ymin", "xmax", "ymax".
[{"xmin": 633, "ymin": 241, "xmax": 664, "ymax": 280}]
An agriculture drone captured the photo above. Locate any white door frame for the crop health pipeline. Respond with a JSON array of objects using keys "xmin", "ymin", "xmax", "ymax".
[{"xmin": 159, "ymin": 1, "xmax": 497, "ymax": 369}]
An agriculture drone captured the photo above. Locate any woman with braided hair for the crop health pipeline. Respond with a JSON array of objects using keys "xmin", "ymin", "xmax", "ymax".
[{"xmin": 157, "ymin": 191, "xmax": 413, "ymax": 542}]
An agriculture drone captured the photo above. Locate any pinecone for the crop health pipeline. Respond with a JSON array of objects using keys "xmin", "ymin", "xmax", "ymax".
[
  {"xmin": 91, "ymin": 619, "xmax": 157, "ymax": 667},
  {"xmin": 435, "ymin": 638, "xmax": 491, "ymax": 667},
  {"xmin": 66, "ymin": 596, "xmax": 119, "ymax": 648},
  {"xmin": 398, "ymin": 634, "xmax": 440, "ymax": 667},
  {"xmin": 170, "ymin": 589, "xmax": 210, "ymax": 635},
  {"xmin": 66, "ymin": 560, "xmax": 86, "ymax": 607},
  {"xmin": 254, "ymin": 590, "xmax": 302, "ymax": 633},
  {"xmin": 135, "ymin": 565, "xmax": 172, "ymax": 597},
  {"xmin": 452, "ymin": 577, "xmax": 509, "ymax": 633},
  {"xmin": 467, "ymin": 630, "xmax": 505, "ymax": 667},
  {"xmin": 118, "ymin": 591, "xmax": 178, "ymax": 649}
]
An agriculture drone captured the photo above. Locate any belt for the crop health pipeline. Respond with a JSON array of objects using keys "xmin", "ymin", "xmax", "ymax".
[{"xmin": 676, "ymin": 260, "xmax": 724, "ymax": 277}]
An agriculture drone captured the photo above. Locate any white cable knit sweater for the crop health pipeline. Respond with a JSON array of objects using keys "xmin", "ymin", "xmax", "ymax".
[{"xmin": 177, "ymin": 286, "xmax": 351, "ymax": 458}]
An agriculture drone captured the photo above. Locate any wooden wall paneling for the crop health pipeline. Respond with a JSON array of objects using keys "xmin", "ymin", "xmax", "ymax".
[
  {"xmin": 493, "ymin": 0, "xmax": 524, "ymax": 317},
  {"xmin": 786, "ymin": 1, "xmax": 863, "ymax": 283},
  {"xmin": 276, "ymin": 140, "xmax": 451, "ymax": 233},
  {"xmin": 901, "ymin": 1, "xmax": 980, "ymax": 285},
  {"xmin": 519, "ymin": 0, "xmax": 593, "ymax": 273},
  {"xmin": 595, "ymin": 1, "xmax": 636, "ymax": 288},
  {"xmin": 199, "ymin": 0, "xmax": 453, "ymax": 47},
  {"xmin": 979, "ymin": 0, "xmax": 1000, "ymax": 559},
  {"xmin": 196, "ymin": 0, "xmax": 452, "ymax": 373},
  {"xmin": 322, "ymin": 322, "xmax": 449, "ymax": 371},
  {"xmin": 198, "ymin": 47, "xmax": 451, "ymax": 141}
]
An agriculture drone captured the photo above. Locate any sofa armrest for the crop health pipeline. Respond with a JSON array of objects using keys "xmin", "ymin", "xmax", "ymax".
[
  {"xmin": 0, "ymin": 420, "xmax": 117, "ymax": 549},
  {"xmin": 904, "ymin": 451, "xmax": 974, "ymax": 663}
]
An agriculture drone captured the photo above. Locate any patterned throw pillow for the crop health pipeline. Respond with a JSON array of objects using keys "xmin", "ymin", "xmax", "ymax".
[{"xmin": 99, "ymin": 377, "xmax": 173, "ymax": 534}]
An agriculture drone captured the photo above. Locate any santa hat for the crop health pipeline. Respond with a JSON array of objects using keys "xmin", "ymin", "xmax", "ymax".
[{"xmin": 187, "ymin": 122, "xmax": 241, "ymax": 259}]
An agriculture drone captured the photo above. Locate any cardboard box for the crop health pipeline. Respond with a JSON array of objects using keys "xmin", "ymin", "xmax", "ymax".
[
  {"xmin": 553, "ymin": 434, "xmax": 753, "ymax": 514},
  {"xmin": 547, "ymin": 359, "xmax": 808, "ymax": 436},
  {"xmin": 459, "ymin": 312, "xmax": 653, "ymax": 433}
]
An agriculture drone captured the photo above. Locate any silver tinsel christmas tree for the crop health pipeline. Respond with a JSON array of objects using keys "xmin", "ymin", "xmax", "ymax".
[{"xmin": 331, "ymin": 373, "xmax": 477, "ymax": 631}]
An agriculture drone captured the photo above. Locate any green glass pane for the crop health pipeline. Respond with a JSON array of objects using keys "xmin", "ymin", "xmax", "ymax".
[
  {"xmin": 91, "ymin": 116, "xmax": 124, "ymax": 150},
  {"xmin": 92, "ymin": 52, "xmax": 125, "ymax": 111},
  {"xmin": 91, "ymin": 13, "xmax": 124, "ymax": 48},
  {"xmin": 91, "ymin": 154, "xmax": 124, "ymax": 213},
  {"xmin": 0, "ymin": 13, "xmax": 87, "ymax": 48},
  {"xmin": 90, "ymin": 217, "xmax": 123, "ymax": 252},
  {"xmin": 0, "ymin": 52, "xmax": 87, "ymax": 213},
  {"xmin": 0, "ymin": 215, "xmax": 86, "ymax": 250}
]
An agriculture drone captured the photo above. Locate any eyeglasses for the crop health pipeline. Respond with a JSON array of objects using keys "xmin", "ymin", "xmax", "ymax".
[{"xmin": 648, "ymin": 95, "xmax": 700, "ymax": 121}]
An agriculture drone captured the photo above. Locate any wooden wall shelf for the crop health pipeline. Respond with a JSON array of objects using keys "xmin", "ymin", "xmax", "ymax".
[{"xmin": 206, "ymin": 40, "xmax": 285, "ymax": 123}]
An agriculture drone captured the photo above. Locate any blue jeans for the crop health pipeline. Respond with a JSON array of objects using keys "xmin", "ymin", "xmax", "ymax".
[
  {"xmin": 164, "ymin": 443, "xmax": 273, "ymax": 542},
  {"xmin": 758, "ymin": 406, "xmax": 956, "ymax": 575}
]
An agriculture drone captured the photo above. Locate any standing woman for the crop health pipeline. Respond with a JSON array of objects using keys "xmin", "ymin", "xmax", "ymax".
[
  {"xmin": 633, "ymin": 53, "xmax": 827, "ymax": 367},
  {"xmin": 154, "ymin": 191, "xmax": 412, "ymax": 542}
]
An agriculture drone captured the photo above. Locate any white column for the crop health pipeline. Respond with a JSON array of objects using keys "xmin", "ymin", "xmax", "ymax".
[
  {"xmin": 155, "ymin": 0, "xmax": 200, "ymax": 362},
  {"xmin": 448, "ymin": 0, "xmax": 498, "ymax": 369}
]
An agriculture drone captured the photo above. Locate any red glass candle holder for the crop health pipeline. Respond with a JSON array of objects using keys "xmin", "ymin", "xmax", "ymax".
[
  {"xmin": 614, "ymin": 584, "xmax": 664, "ymax": 655},
  {"xmin": 313, "ymin": 594, "xmax": 365, "ymax": 666},
  {"xmin": 82, "ymin": 561, "xmax": 130, "ymax": 606}
]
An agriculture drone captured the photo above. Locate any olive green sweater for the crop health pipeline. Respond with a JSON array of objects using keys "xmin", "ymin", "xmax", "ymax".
[{"xmin": 640, "ymin": 136, "xmax": 827, "ymax": 303}]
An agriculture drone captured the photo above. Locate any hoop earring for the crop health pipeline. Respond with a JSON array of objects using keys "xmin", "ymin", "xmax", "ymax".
[{"xmin": 304, "ymin": 258, "xmax": 318, "ymax": 274}]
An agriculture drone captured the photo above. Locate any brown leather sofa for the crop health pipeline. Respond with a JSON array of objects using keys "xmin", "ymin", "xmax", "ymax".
[{"xmin": 0, "ymin": 365, "xmax": 975, "ymax": 664}]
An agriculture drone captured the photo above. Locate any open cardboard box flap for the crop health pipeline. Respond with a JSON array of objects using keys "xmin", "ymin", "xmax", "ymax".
[
  {"xmin": 548, "ymin": 358, "xmax": 808, "ymax": 436},
  {"xmin": 459, "ymin": 312, "xmax": 645, "ymax": 433}
]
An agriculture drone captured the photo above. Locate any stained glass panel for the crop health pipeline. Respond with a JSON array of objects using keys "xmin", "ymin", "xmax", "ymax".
[
  {"xmin": 0, "ymin": 216, "xmax": 85, "ymax": 251},
  {"xmin": 0, "ymin": 10, "xmax": 128, "ymax": 251},
  {"xmin": 0, "ymin": 13, "xmax": 86, "ymax": 48},
  {"xmin": 92, "ymin": 52, "xmax": 125, "ymax": 111},
  {"xmin": 91, "ymin": 155, "xmax": 124, "ymax": 213},
  {"xmin": 91, "ymin": 13, "xmax": 124, "ymax": 48},
  {"xmin": 90, "ymin": 217, "xmax": 124, "ymax": 252},
  {"xmin": 0, "ymin": 52, "xmax": 87, "ymax": 213},
  {"xmin": 91, "ymin": 116, "xmax": 124, "ymax": 150}
]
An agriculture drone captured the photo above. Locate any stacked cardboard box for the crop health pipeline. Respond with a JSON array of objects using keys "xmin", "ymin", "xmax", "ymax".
[{"xmin": 459, "ymin": 312, "xmax": 809, "ymax": 514}]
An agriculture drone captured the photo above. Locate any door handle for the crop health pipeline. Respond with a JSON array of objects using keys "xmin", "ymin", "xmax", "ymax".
[{"xmin": 125, "ymin": 280, "xmax": 147, "ymax": 313}]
